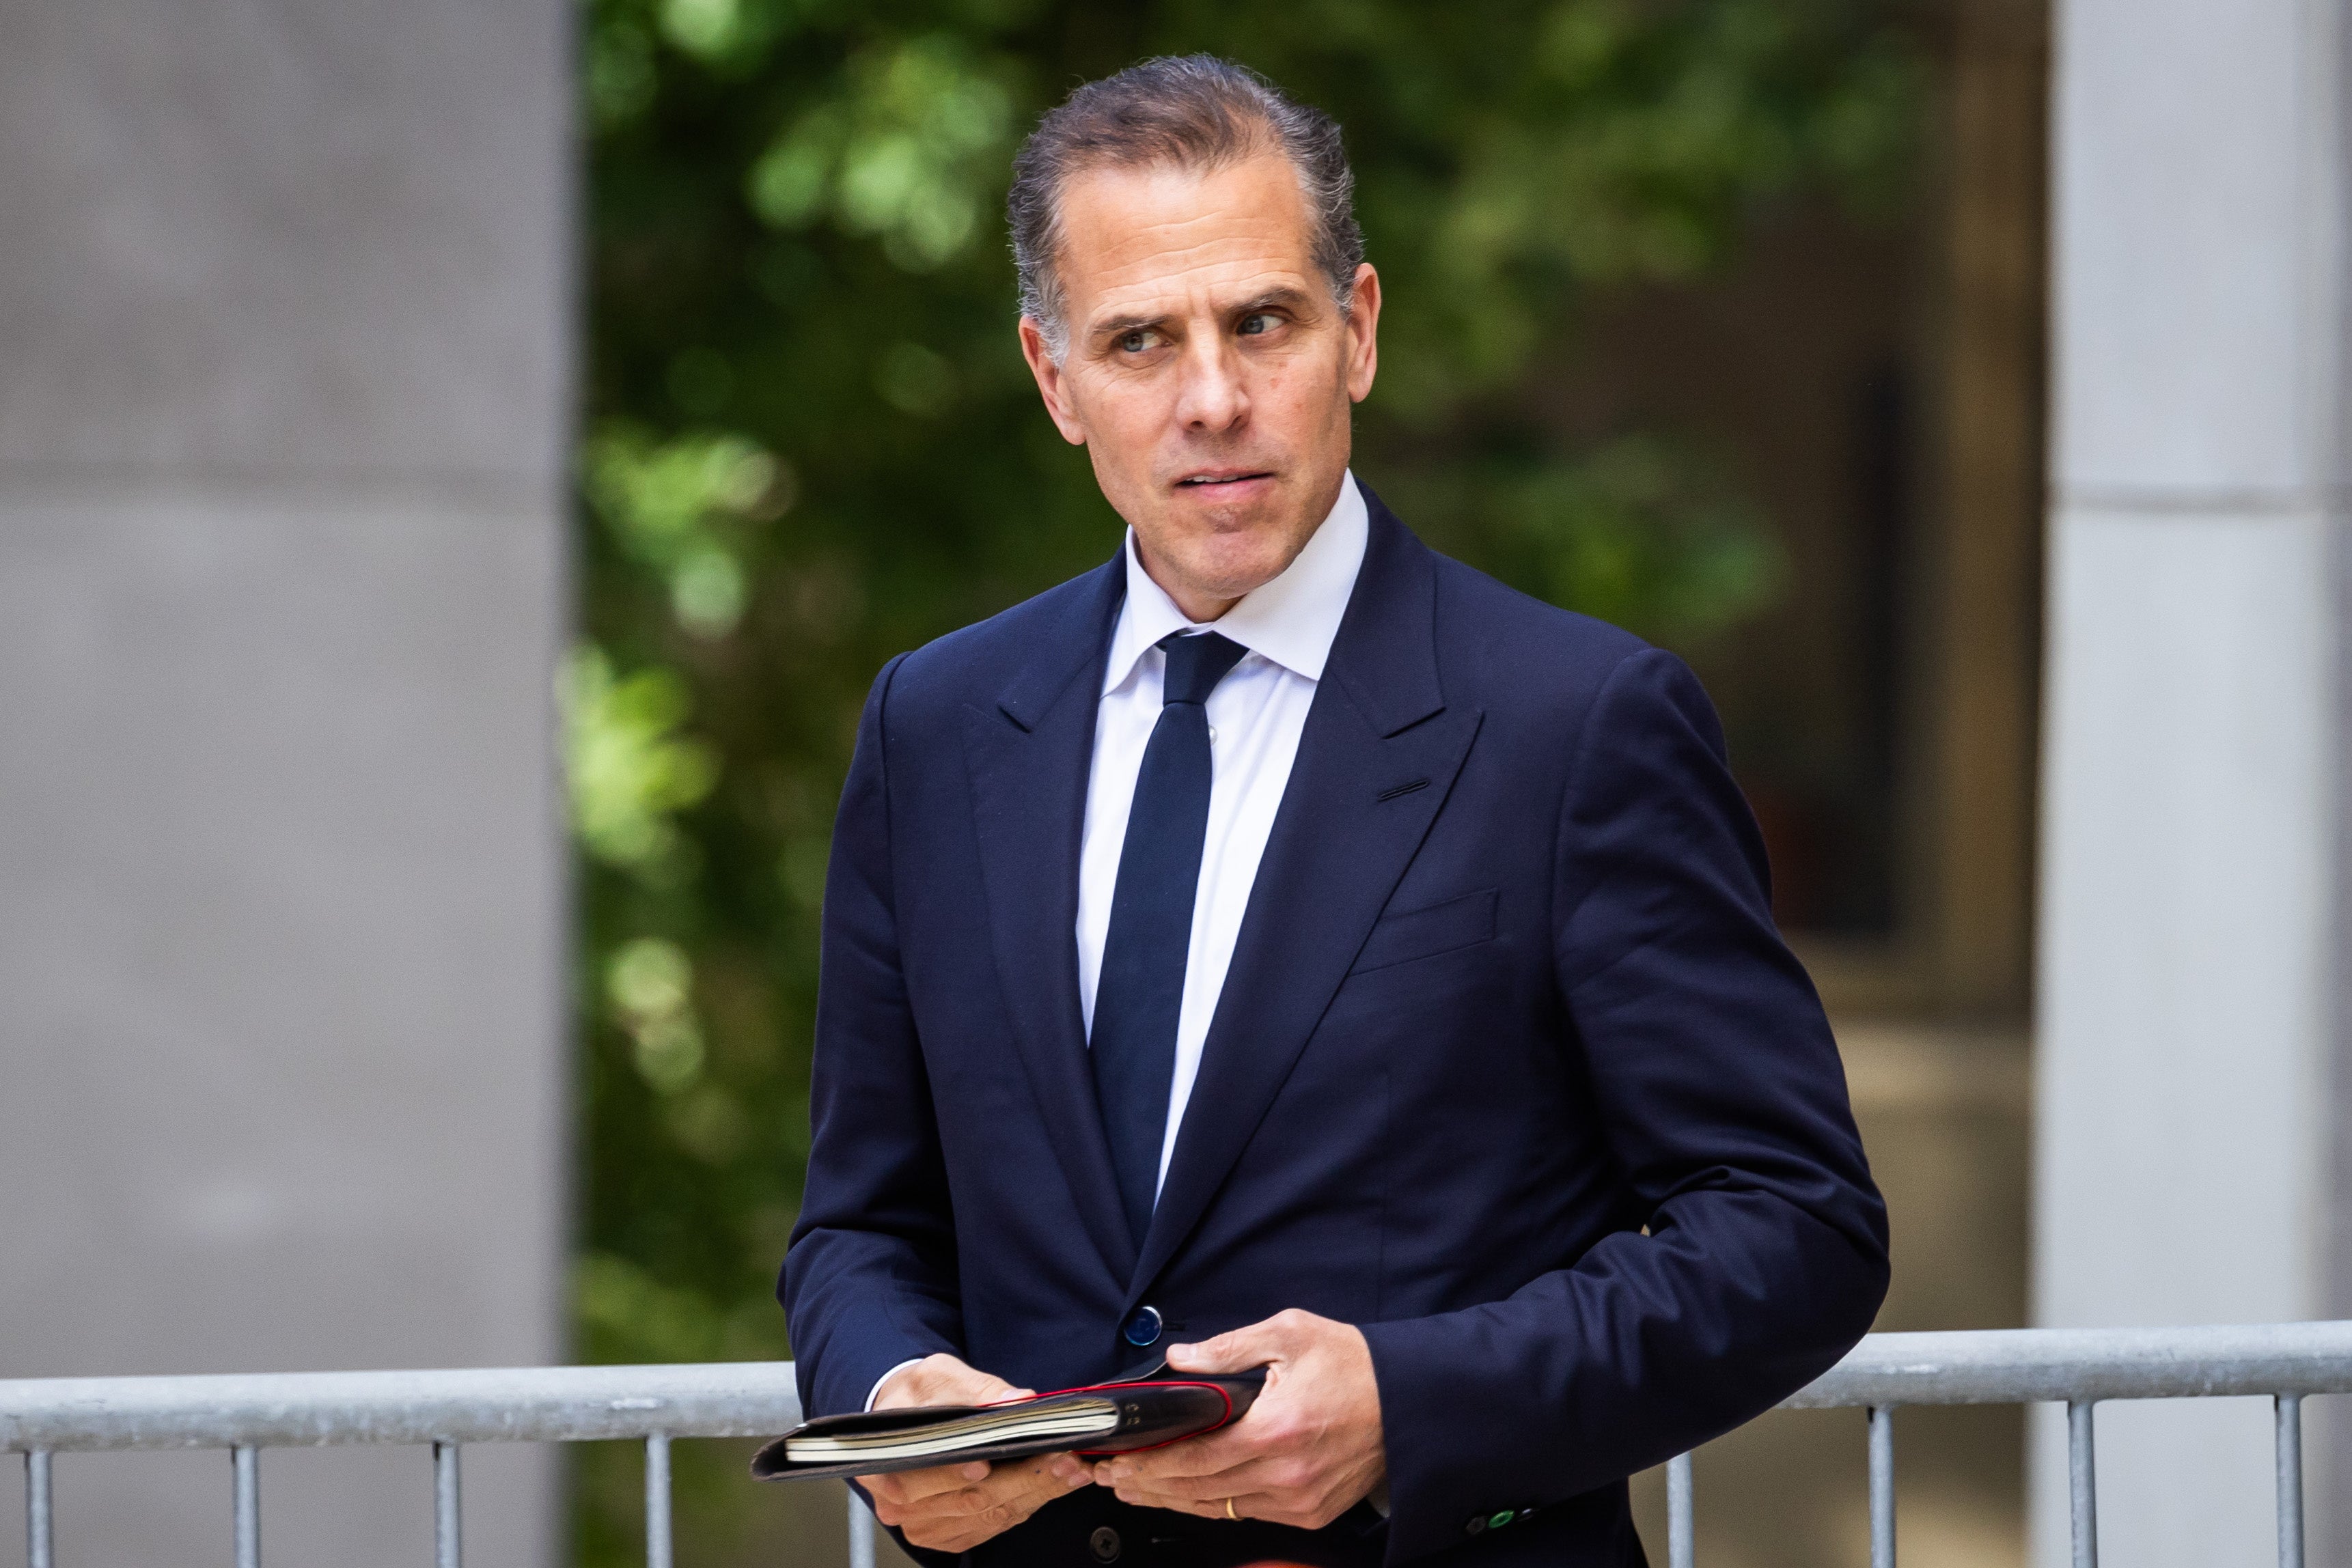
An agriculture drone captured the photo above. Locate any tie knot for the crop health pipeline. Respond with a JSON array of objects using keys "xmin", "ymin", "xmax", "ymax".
[{"xmin": 1159, "ymin": 631, "xmax": 1247, "ymax": 706}]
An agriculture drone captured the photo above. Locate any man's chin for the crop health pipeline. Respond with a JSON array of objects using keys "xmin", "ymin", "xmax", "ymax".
[
  {"xmin": 1157, "ymin": 537, "xmax": 1305, "ymax": 607},
  {"xmin": 1126, "ymin": 484, "xmax": 1326, "ymax": 607},
  {"xmin": 1158, "ymin": 484, "xmax": 1299, "ymax": 541}
]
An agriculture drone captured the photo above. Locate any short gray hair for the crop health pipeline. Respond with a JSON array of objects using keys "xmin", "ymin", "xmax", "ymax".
[{"xmin": 1007, "ymin": 55, "xmax": 1364, "ymax": 360}]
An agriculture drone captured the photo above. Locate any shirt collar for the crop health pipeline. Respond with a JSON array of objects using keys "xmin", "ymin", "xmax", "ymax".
[{"xmin": 1102, "ymin": 470, "xmax": 1370, "ymax": 695}]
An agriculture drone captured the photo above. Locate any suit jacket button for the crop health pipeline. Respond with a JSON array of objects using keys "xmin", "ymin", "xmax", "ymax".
[
  {"xmin": 1090, "ymin": 1524, "xmax": 1122, "ymax": 1561},
  {"xmin": 1122, "ymin": 1305, "xmax": 1163, "ymax": 1347}
]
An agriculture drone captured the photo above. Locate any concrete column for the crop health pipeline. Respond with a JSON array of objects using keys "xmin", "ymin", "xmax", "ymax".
[
  {"xmin": 2035, "ymin": 0, "xmax": 2348, "ymax": 1563},
  {"xmin": 0, "ymin": 1, "xmax": 570, "ymax": 1563}
]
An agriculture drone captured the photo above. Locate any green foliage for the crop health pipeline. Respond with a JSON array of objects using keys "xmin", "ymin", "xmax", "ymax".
[
  {"xmin": 573, "ymin": 1, "xmax": 1922, "ymax": 1557},
  {"xmin": 1383, "ymin": 434, "xmax": 1787, "ymax": 648}
]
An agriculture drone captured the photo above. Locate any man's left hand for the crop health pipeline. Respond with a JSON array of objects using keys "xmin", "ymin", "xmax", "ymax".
[{"xmin": 1093, "ymin": 1308, "xmax": 1385, "ymax": 1530}]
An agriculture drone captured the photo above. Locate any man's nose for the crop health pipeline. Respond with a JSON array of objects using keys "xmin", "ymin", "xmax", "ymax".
[{"xmin": 1172, "ymin": 335, "xmax": 1249, "ymax": 432}]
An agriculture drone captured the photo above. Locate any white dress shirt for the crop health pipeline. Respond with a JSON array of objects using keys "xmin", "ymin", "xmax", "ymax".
[
  {"xmin": 1077, "ymin": 472, "xmax": 1369, "ymax": 1194},
  {"xmin": 866, "ymin": 473, "xmax": 1368, "ymax": 1411}
]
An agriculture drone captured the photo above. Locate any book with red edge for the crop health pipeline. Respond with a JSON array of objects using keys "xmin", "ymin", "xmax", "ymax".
[{"xmin": 749, "ymin": 1360, "xmax": 1268, "ymax": 1482}]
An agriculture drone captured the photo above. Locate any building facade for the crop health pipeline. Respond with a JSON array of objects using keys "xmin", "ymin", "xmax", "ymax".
[{"xmin": 0, "ymin": 1, "xmax": 572, "ymax": 1560}]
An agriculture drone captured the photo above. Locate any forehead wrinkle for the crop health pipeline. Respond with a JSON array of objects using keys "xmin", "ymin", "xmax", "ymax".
[
  {"xmin": 1092, "ymin": 199, "xmax": 1291, "ymax": 257},
  {"xmin": 1073, "ymin": 224, "xmax": 1317, "ymax": 322},
  {"xmin": 1081, "ymin": 214, "xmax": 1312, "ymax": 288}
]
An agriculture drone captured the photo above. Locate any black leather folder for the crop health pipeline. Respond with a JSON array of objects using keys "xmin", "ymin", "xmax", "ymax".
[{"xmin": 751, "ymin": 1364, "xmax": 1267, "ymax": 1482}]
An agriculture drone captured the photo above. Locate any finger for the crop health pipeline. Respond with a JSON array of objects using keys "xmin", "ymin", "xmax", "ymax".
[
  {"xmin": 896, "ymin": 1461, "xmax": 1080, "ymax": 1547},
  {"xmin": 1131, "ymin": 1484, "xmax": 1331, "ymax": 1533},
  {"xmin": 904, "ymin": 1494, "xmax": 1020, "ymax": 1554},
  {"xmin": 888, "ymin": 1484, "xmax": 1010, "ymax": 1528},
  {"xmin": 1111, "ymin": 1466, "xmax": 1275, "ymax": 1504},
  {"xmin": 865, "ymin": 1458, "xmax": 995, "ymax": 1504},
  {"xmin": 1109, "ymin": 1483, "xmax": 1287, "ymax": 1523},
  {"xmin": 1105, "ymin": 1451, "xmax": 1291, "ymax": 1504},
  {"xmin": 975, "ymin": 1455, "xmax": 1085, "ymax": 1503},
  {"xmin": 1165, "ymin": 1312, "xmax": 1295, "ymax": 1373},
  {"xmin": 900, "ymin": 1456, "xmax": 1083, "ymax": 1522},
  {"xmin": 895, "ymin": 1485, "xmax": 1016, "ymax": 1525},
  {"xmin": 1096, "ymin": 1426, "xmax": 1256, "ymax": 1484},
  {"xmin": 878, "ymin": 1448, "xmax": 1083, "ymax": 1526}
]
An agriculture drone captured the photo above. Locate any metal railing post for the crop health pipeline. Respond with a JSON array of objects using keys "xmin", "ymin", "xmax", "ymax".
[
  {"xmin": 1868, "ymin": 1406, "xmax": 1896, "ymax": 1568},
  {"xmin": 434, "ymin": 1441, "xmax": 462, "ymax": 1568},
  {"xmin": 26, "ymin": 1451, "xmax": 53, "ymax": 1568},
  {"xmin": 2067, "ymin": 1401, "xmax": 2097, "ymax": 1568},
  {"xmin": 1666, "ymin": 1451, "xmax": 1694, "ymax": 1568},
  {"xmin": 644, "ymin": 1433, "xmax": 673, "ymax": 1568},
  {"xmin": 849, "ymin": 1485, "xmax": 878, "ymax": 1568},
  {"xmin": 232, "ymin": 1444, "xmax": 261, "ymax": 1568},
  {"xmin": 2276, "ymin": 1393, "xmax": 2303, "ymax": 1568}
]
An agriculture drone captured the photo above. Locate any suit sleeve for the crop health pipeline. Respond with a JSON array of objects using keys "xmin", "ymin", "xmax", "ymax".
[
  {"xmin": 1359, "ymin": 647, "xmax": 1890, "ymax": 1562},
  {"xmin": 779, "ymin": 653, "xmax": 965, "ymax": 1418}
]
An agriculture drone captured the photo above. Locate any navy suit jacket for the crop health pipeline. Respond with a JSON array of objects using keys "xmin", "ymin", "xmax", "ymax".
[{"xmin": 782, "ymin": 493, "xmax": 1889, "ymax": 1566}]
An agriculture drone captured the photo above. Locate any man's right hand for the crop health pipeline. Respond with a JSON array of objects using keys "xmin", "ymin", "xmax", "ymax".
[{"xmin": 859, "ymin": 1352, "xmax": 1093, "ymax": 1554}]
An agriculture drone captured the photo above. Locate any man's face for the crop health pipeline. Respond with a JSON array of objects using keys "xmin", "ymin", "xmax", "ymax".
[{"xmin": 1019, "ymin": 151, "xmax": 1380, "ymax": 620}]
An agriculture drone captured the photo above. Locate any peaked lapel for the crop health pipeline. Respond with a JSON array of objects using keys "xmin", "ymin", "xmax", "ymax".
[
  {"xmin": 962, "ymin": 557, "xmax": 1137, "ymax": 1281},
  {"xmin": 1126, "ymin": 498, "xmax": 1483, "ymax": 1299}
]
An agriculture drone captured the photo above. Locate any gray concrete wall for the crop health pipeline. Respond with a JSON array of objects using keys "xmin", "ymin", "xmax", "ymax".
[
  {"xmin": 0, "ymin": 1, "xmax": 572, "ymax": 1562},
  {"xmin": 2035, "ymin": 0, "xmax": 2348, "ymax": 1563}
]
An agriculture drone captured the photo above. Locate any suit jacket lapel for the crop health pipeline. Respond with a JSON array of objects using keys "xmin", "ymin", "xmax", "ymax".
[
  {"xmin": 1127, "ymin": 499, "xmax": 1483, "ymax": 1299},
  {"xmin": 962, "ymin": 557, "xmax": 1137, "ymax": 1281}
]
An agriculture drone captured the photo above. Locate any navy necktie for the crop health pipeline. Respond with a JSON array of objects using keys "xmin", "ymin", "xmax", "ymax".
[{"xmin": 1091, "ymin": 630, "xmax": 1249, "ymax": 1245}]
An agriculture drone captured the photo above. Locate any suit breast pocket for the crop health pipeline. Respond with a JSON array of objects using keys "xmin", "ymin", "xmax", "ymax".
[{"xmin": 1348, "ymin": 888, "xmax": 1498, "ymax": 975}]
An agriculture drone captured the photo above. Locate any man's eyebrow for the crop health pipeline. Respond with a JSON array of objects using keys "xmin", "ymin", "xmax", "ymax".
[
  {"xmin": 1088, "ymin": 288, "xmax": 1321, "ymax": 343},
  {"xmin": 1090, "ymin": 309, "xmax": 1171, "ymax": 341},
  {"xmin": 1228, "ymin": 286, "xmax": 1316, "ymax": 315}
]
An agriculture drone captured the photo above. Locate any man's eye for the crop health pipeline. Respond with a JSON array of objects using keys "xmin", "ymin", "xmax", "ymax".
[
  {"xmin": 1238, "ymin": 313, "xmax": 1275, "ymax": 336},
  {"xmin": 1118, "ymin": 330, "xmax": 1155, "ymax": 353}
]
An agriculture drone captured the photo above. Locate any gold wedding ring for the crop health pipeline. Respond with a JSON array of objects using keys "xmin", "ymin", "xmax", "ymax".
[{"xmin": 1224, "ymin": 1497, "xmax": 1239, "ymax": 1522}]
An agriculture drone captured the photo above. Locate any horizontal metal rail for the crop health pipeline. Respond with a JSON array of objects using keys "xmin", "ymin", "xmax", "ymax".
[
  {"xmin": 6, "ymin": 1323, "xmax": 2349, "ymax": 1567},
  {"xmin": 1778, "ymin": 1321, "xmax": 2352, "ymax": 1408},
  {"xmin": 0, "ymin": 1362, "xmax": 802, "ymax": 1453}
]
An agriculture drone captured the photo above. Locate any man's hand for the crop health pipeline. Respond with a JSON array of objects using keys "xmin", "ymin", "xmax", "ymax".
[
  {"xmin": 859, "ymin": 1353, "xmax": 1092, "ymax": 1554},
  {"xmin": 1093, "ymin": 1308, "xmax": 1385, "ymax": 1530}
]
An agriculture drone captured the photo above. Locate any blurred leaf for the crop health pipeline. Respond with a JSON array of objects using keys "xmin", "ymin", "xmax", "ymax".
[
  {"xmin": 747, "ymin": 34, "xmax": 1019, "ymax": 270},
  {"xmin": 1503, "ymin": 436, "xmax": 1787, "ymax": 643},
  {"xmin": 564, "ymin": 648, "xmax": 721, "ymax": 875}
]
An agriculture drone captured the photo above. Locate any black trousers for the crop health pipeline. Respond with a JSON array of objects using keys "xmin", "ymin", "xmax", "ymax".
[
  {"xmin": 924, "ymin": 1487, "xmax": 1387, "ymax": 1568},
  {"xmin": 899, "ymin": 1479, "xmax": 1649, "ymax": 1566}
]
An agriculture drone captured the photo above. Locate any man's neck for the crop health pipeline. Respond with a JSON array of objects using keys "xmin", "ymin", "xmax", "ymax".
[
  {"xmin": 1159, "ymin": 580, "xmax": 1243, "ymax": 624},
  {"xmin": 1129, "ymin": 536, "xmax": 1246, "ymax": 624}
]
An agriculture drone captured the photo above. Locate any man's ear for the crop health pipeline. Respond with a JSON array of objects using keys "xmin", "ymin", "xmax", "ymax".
[
  {"xmin": 1342, "ymin": 264, "xmax": 1381, "ymax": 404},
  {"xmin": 1019, "ymin": 316, "xmax": 1090, "ymax": 446}
]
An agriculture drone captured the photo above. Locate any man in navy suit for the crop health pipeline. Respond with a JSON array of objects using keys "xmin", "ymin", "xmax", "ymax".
[{"xmin": 781, "ymin": 55, "xmax": 1887, "ymax": 1567}]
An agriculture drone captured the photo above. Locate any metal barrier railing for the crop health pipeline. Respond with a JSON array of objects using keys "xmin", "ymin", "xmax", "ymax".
[
  {"xmin": 7, "ymin": 1323, "xmax": 2351, "ymax": 1567},
  {"xmin": 0, "ymin": 1361, "xmax": 864, "ymax": 1568},
  {"xmin": 1694, "ymin": 1320, "xmax": 2352, "ymax": 1568}
]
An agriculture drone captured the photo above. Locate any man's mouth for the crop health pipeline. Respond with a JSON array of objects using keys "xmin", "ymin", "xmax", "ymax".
[{"xmin": 1175, "ymin": 471, "xmax": 1274, "ymax": 489}]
